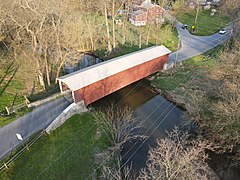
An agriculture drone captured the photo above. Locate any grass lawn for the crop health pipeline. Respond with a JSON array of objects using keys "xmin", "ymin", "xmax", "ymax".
[
  {"xmin": 177, "ymin": 9, "xmax": 230, "ymax": 36},
  {"xmin": 0, "ymin": 113, "xmax": 109, "ymax": 179},
  {"xmin": 151, "ymin": 45, "xmax": 224, "ymax": 92},
  {"xmin": 94, "ymin": 17, "xmax": 179, "ymax": 59},
  {"xmin": 0, "ymin": 57, "xmax": 59, "ymax": 127},
  {"xmin": 0, "ymin": 59, "xmax": 28, "ymax": 127}
]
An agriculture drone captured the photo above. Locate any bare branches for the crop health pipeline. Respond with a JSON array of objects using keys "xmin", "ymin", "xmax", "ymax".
[
  {"xmin": 94, "ymin": 104, "xmax": 145, "ymax": 151},
  {"xmin": 169, "ymin": 39, "xmax": 240, "ymax": 166},
  {"xmin": 139, "ymin": 128, "xmax": 217, "ymax": 180},
  {"xmin": 100, "ymin": 158, "xmax": 133, "ymax": 180}
]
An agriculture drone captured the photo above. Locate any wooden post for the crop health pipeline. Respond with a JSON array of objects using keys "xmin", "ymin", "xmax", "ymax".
[
  {"xmin": 5, "ymin": 106, "xmax": 10, "ymax": 115},
  {"xmin": 24, "ymin": 96, "xmax": 30, "ymax": 105}
]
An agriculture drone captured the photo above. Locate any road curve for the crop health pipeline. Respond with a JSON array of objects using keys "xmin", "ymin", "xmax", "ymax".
[{"xmin": 169, "ymin": 22, "xmax": 232, "ymax": 63}]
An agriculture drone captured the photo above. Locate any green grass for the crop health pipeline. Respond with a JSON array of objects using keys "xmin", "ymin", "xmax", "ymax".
[
  {"xmin": 152, "ymin": 45, "xmax": 224, "ymax": 92},
  {"xmin": 27, "ymin": 85, "xmax": 60, "ymax": 102},
  {"xmin": 0, "ymin": 113, "xmax": 109, "ymax": 179},
  {"xmin": 0, "ymin": 58, "xmax": 59, "ymax": 127},
  {"xmin": 177, "ymin": 9, "xmax": 230, "ymax": 36},
  {"xmin": 0, "ymin": 107, "xmax": 33, "ymax": 127},
  {"xmin": 0, "ymin": 62, "xmax": 25, "ymax": 112},
  {"xmin": 94, "ymin": 16, "xmax": 179, "ymax": 59},
  {"xmin": 0, "ymin": 59, "xmax": 28, "ymax": 127},
  {"xmin": 152, "ymin": 68, "xmax": 195, "ymax": 92}
]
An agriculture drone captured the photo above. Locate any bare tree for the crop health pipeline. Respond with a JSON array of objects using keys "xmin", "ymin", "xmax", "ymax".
[
  {"xmin": 100, "ymin": 157, "xmax": 132, "ymax": 180},
  {"xmin": 139, "ymin": 128, "xmax": 217, "ymax": 180},
  {"xmin": 94, "ymin": 104, "xmax": 145, "ymax": 151},
  {"xmin": 220, "ymin": 0, "xmax": 240, "ymax": 35},
  {"xmin": 104, "ymin": 0, "xmax": 112, "ymax": 52},
  {"xmin": 168, "ymin": 40, "xmax": 240, "ymax": 166},
  {"xmin": 112, "ymin": 0, "xmax": 116, "ymax": 49}
]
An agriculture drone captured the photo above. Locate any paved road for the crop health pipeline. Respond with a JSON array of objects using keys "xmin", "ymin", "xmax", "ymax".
[
  {"xmin": 0, "ymin": 95, "xmax": 72, "ymax": 160},
  {"xmin": 169, "ymin": 22, "xmax": 232, "ymax": 63}
]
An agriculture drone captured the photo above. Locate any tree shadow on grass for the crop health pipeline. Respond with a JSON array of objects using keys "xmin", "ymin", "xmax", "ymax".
[
  {"xmin": 0, "ymin": 61, "xmax": 15, "ymax": 85},
  {"xmin": 0, "ymin": 65, "xmax": 19, "ymax": 97}
]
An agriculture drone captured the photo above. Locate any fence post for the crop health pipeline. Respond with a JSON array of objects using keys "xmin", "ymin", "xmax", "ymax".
[
  {"xmin": 4, "ymin": 163, "xmax": 8, "ymax": 169},
  {"xmin": 24, "ymin": 96, "xmax": 30, "ymax": 105},
  {"xmin": 5, "ymin": 106, "xmax": 10, "ymax": 115}
]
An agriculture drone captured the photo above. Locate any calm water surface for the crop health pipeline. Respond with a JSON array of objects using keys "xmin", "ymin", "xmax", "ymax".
[{"xmin": 76, "ymin": 54, "xmax": 240, "ymax": 179}]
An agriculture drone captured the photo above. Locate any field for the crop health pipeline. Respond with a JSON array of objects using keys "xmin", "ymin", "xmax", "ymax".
[
  {"xmin": 177, "ymin": 9, "xmax": 230, "ymax": 36},
  {"xmin": 0, "ymin": 113, "xmax": 109, "ymax": 179},
  {"xmin": 151, "ymin": 45, "xmax": 224, "ymax": 92}
]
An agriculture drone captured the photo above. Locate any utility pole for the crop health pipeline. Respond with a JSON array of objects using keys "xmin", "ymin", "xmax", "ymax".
[
  {"xmin": 175, "ymin": 35, "xmax": 180, "ymax": 67},
  {"xmin": 194, "ymin": 0, "xmax": 200, "ymax": 31}
]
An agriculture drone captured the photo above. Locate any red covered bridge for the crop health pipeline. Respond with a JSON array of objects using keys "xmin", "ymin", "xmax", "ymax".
[{"xmin": 57, "ymin": 46, "xmax": 171, "ymax": 106}]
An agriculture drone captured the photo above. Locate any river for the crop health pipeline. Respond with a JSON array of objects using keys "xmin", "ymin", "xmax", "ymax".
[
  {"xmin": 92, "ymin": 80, "xmax": 240, "ymax": 179},
  {"xmin": 66, "ymin": 54, "xmax": 240, "ymax": 179}
]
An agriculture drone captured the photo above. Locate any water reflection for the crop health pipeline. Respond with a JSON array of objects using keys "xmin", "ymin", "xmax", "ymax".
[
  {"xmin": 92, "ymin": 80, "xmax": 195, "ymax": 172},
  {"xmin": 65, "ymin": 54, "xmax": 240, "ymax": 179},
  {"xmin": 64, "ymin": 53, "xmax": 102, "ymax": 73}
]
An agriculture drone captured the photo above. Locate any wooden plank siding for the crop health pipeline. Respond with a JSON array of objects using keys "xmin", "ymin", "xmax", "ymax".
[{"xmin": 73, "ymin": 54, "xmax": 168, "ymax": 106}]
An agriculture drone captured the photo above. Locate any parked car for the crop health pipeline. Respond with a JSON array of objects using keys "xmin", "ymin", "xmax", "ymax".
[
  {"xmin": 219, "ymin": 28, "xmax": 227, "ymax": 34},
  {"xmin": 182, "ymin": 24, "xmax": 188, "ymax": 29}
]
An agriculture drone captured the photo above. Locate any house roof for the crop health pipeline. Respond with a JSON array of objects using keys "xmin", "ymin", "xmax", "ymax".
[
  {"xmin": 58, "ymin": 46, "xmax": 171, "ymax": 91},
  {"xmin": 141, "ymin": 0, "xmax": 155, "ymax": 9},
  {"xmin": 131, "ymin": 9, "xmax": 146, "ymax": 16}
]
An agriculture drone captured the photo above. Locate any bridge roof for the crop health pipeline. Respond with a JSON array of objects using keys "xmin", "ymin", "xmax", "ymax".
[{"xmin": 58, "ymin": 45, "xmax": 171, "ymax": 91}]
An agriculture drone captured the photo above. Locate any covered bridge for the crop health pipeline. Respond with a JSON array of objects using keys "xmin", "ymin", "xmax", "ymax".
[{"xmin": 57, "ymin": 46, "xmax": 171, "ymax": 106}]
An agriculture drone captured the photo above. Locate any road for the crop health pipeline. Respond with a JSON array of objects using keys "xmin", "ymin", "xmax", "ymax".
[
  {"xmin": 0, "ymin": 95, "xmax": 72, "ymax": 160},
  {"xmin": 169, "ymin": 21, "xmax": 232, "ymax": 63}
]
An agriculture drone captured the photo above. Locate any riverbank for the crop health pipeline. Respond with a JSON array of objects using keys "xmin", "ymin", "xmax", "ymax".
[{"xmin": 150, "ymin": 44, "xmax": 240, "ymax": 175}]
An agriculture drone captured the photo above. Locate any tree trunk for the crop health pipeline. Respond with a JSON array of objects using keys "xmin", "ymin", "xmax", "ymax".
[
  {"xmin": 146, "ymin": 25, "xmax": 150, "ymax": 46},
  {"xmin": 55, "ymin": 57, "xmax": 65, "ymax": 84},
  {"xmin": 194, "ymin": 4, "xmax": 200, "ymax": 28},
  {"xmin": 112, "ymin": 0, "xmax": 116, "ymax": 49},
  {"xmin": 44, "ymin": 47, "xmax": 51, "ymax": 86},
  {"xmin": 104, "ymin": 2, "xmax": 112, "ymax": 52},
  {"xmin": 122, "ymin": 20, "xmax": 126, "ymax": 45},
  {"xmin": 32, "ymin": 35, "xmax": 46, "ymax": 90},
  {"xmin": 36, "ymin": 59, "xmax": 46, "ymax": 90},
  {"xmin": 130, "ymin": 29, "xmax": 133, "ymax": 47},
  {"xmin": 139, "ymin": 29, "xmax": 142, "ymax": 49},
  {"xmin": 86, "ymin": 17, "xmax": 94, "ymax": 51}
]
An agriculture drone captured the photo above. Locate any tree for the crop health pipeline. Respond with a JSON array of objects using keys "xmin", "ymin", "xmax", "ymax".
[
  {"xmin": 104, "ymin": 0, "xmax": 112, "ymax": 52},
  {"xmin": 220, "ymin": 0, "xmax": 240, "ymax": 35},
  {"xmin": 94, "ymin": 104, "xmax": 145, "ymax": 151},
  {"xmin": 100, "ymin": 157, "xmax": 132, "ymax": 180},
  {"xmin": 170, "ymin": 39, "xmax": 240, "ymax": 166},
  {"xmin": 1, "ymin": 0, "xmax": 90, "ymax": 87},
  {"xmin": 139, "ymin": 128, "xmax": 217, "ymax": 180}
]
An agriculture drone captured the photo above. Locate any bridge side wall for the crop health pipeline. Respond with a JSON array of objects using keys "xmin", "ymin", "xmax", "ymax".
[{"xmin": 73, "ymin": 54, "xmax": 168, "ymax": 105}]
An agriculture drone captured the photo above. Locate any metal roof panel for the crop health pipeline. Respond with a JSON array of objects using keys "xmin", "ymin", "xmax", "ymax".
[{"xmin": 58, "ymin": 46, "xmax": 171, "ymax": 91}]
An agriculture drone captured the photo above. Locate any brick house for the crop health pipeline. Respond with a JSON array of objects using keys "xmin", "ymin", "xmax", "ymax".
[{"xmin": 129, "ymin": 0, "xmax": 165, "ymax": 26}]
